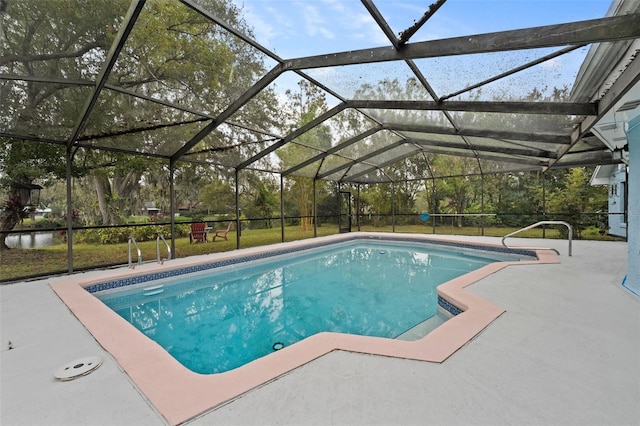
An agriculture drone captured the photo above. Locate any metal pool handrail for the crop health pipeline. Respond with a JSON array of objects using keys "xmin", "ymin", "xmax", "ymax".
[
  {"xmin": 156, "ymin": 233, "xmax": 172, "ymax": 264},
  {"xmin": 502, "ymin": 220, "xmax": 572, "ymax": 256},
  {"xmin": 128, "ymin": 236, "xmax": 142, "ymax": 268}
]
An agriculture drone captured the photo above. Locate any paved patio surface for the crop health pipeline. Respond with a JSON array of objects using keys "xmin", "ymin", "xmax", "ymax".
[{"xmin": 2, "ymin": 236, "xmax": 639, "ymax": 425}]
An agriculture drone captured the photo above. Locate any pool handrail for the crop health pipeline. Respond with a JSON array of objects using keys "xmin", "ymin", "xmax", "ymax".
[
  {"xmin": 156, "ymin": 233, "xmax": 172, "ymax": 264},
  {"xmin": 128, "ymin": 236, "xmax": 142, "ymax": 268},
  {"xmin": 502, "ymin": 220, "xmax": 572, "ymax": 256}
]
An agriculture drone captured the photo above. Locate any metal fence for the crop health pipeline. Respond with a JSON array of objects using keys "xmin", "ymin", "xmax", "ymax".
[{"xmin": 0, "ymin": 211, "xmax": 625, "ymax": 283}]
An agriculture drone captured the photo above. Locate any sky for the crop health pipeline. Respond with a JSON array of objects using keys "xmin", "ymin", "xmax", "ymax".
[
  {"xmin": 227, "ymin": 0, "xmax": 614, "ymax": 101},
  {"xmin": 230, "ymin": 0, "xmax": 613, "ymax": 59}
]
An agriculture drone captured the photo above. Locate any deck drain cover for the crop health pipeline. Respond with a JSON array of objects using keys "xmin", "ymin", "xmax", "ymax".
[{"xmin": 54, "ymin": 356, "xmax": 102, "ymax": 381}]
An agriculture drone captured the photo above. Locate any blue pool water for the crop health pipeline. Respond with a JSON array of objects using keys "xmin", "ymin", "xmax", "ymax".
[{"xmin": 96, "ymin": 240, "xmax": 514, "ymax": 374}]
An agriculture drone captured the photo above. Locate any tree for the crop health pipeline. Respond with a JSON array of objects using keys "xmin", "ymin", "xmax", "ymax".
[
  {"xmin": 278, "ymin": 80, "xmax": 331, "ymax": 231},
  {"xmin": 493, "ymin": 171, "xmax": 543, "ymax": 227},
  {"xmin": 199, "ymin": 177, "xmax": 234, "ymax": 215},
  {"xmin": 0, "ymin": 139, "xmax": 82, "ymax": 247},
  {"xmin": 547, "ymin": 167, "xmax": 607, "ymax": 237},
  {"xmin": 238, "ymin": 171, "xmax": 278, "ymax": 228},
  {"xmin": 0, "ymin": 0, "xmax": 123, "ymax": 247},
  {"xmin": 426, "ymin": 155, "xmax": 480, "ymax": 226},
  {"xmin": 1, "ymin": 0, "xmax": 281, "ymax": 247}
]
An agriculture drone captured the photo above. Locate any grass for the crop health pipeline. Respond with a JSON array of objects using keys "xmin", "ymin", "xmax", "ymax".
[
  {"xmin": 0, "ymin": 224, "xmax": 622, "ymax": 283},
  {"xmin": 0, "ymin": 225, "xmax": 338, "ymax": 282}
]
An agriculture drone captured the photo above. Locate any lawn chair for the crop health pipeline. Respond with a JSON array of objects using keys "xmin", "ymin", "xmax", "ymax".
[
  {"xmin": 189, "ymin": 223, "xmax": 208, "ymax": 243},
  {"xmin": 212, "ymin": 222, "xmax": 233, "ymax": 242}
]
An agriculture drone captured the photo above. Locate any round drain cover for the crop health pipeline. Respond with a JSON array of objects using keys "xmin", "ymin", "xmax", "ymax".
[{"xmin": 54, "ymin": 356, "xmax": 102, "ymax": 381}]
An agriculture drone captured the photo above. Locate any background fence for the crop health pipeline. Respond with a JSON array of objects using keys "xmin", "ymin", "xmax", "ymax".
[{"xmin": 0, "ymin": 211, "xmax": 625, "ymax": 283}]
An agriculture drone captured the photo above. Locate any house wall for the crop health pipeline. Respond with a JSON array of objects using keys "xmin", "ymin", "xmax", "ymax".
[
  {"xmin": 625, "ymin": 114, "xmax": 640, "ymax": 295},
  {"xmin": 608, "ymin": 165, "xmax": 627, "ymax": 238}
]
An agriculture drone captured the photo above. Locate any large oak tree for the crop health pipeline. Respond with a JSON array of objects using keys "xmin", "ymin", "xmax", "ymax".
[{"xmin": 1, "ymin": 0, "xmax": 280, "ymax": 248}]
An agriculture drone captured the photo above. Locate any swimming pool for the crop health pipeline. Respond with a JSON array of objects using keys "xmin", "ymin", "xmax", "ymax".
[
  {"xmin": 51, "ymin": 233, "xmax": 557, "ymax": 425},
  {"xmin": 94, "ymin": 240, "xmax": 515, "ymax": 374}
]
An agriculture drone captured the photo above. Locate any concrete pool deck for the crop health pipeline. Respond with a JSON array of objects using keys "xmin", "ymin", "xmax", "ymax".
[{"xmin": 1, "ymin": 235, "xmax": 639, "ymax": 425}]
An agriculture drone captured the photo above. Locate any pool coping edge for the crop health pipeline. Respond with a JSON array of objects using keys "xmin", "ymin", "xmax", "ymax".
[{"xmin": 49, "ymin": 232, "xmax": 559, "ymax": 425}]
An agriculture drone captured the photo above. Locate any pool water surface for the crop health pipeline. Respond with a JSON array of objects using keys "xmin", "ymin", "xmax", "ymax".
[{"xmin": 96, "ymin": 241, "xmax": 512, "ymax": 373}]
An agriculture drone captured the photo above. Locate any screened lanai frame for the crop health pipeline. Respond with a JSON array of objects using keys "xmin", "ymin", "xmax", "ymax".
[{"xmin": 2, "ymin": 0, "xmax": 640, "ymax": 273}]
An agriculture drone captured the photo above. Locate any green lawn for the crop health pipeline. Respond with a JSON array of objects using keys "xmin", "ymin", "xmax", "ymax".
[
  {"xmin": 0, "ymin": 224, "xmax": 620, "ymax": 283},
  {"xmin": 0, "ymin": 225, "xmax": 337, "ymax": 282}
]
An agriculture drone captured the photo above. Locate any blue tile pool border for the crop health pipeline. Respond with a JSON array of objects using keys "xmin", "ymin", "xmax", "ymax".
[
  {"xmin": 438, "ymin": 295, "xmax": 464, "ymax": 316},
  {"xmin": 84, "ymin": 235, "xmax": 537, "ymax": 294}
]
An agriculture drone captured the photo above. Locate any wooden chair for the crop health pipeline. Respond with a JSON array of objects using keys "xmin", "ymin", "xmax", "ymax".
[
  {"xmin": 212, "ymin": 222, "xmax": 232, "ymax": 241},
  {"xmin": 189, "ymin": 223, "xmax": 208, "ymax": 243}
]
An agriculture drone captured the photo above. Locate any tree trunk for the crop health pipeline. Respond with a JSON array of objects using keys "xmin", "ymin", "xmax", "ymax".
[
  {"xmin": 0, "ymin": 189, "xmax": 30, "ymax": 250},
  {"xmin": 113, "ymin": 171, "xmax": 142, "ymax": 217},
  {"xmin": 0, "ymin": 210, "xmax": 20, "ymax": 250},
  {"xmin": 93, "ymin": 175, "xmax": 114, "ymax": 225}
]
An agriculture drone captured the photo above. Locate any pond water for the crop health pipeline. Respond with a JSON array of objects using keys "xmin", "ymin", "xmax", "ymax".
[{"xmin": 5, "ymin": 232, "xmax": 57, "ymax": 249}]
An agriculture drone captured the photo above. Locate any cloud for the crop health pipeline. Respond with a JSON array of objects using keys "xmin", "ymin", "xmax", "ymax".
[
  {"xmin": 320, "ymin": 0, "xmax": 346, "ymax": 13},
  {"xmin": 247, "ymin": 13, "xmax": 277, "ymax": 45},
  {"xmin": 265, "ymin": 5, "xmax": 296, "ymax": 30},
  {"xmin": 231, "ymin": 2, "xmax": 276, "ymax": 46},
  {"xmin": 347, "ymin": 12, "xmax": 391, "ymax": 46},
  {"xmin": 539, "ymin": 57, "xmax": 562, "ymax": 70},
  {"xmin": 302, "ymin": 3, "xmax": 336, "ymax": 39}
]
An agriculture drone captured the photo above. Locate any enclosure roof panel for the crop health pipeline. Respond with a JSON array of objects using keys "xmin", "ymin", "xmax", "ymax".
[{"xmin": 2, "ymin": 0, "xmax": 639, "ymax": 181}]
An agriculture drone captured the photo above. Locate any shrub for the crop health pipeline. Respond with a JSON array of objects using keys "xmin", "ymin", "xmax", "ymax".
[
  {"xmin": 75, "ymin": 229, "xmax": 102, "ymax": 244},
  {"xmin": 131, "ymin": 226, "xmax": 155, "ymax": 242},
  {"xmin": 97, "ymin": 227, "xmax": 131, "ymax": 244},
  {"xmin": 35, "ymin": 218, "xmax": 59, "ymax": 229},
  {"xmin": 47, "ymin": 223, "xmax": 192, "ymax": 245}
]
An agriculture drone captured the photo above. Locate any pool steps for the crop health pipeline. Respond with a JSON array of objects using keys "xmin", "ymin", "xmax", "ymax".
[
  {"xmin": 396, "ymin": 314, "xmax": 448, "ymax": 341},
  {"xmin": 142, "ymin": 284, "xmax": 164, "ymax": 296}
]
